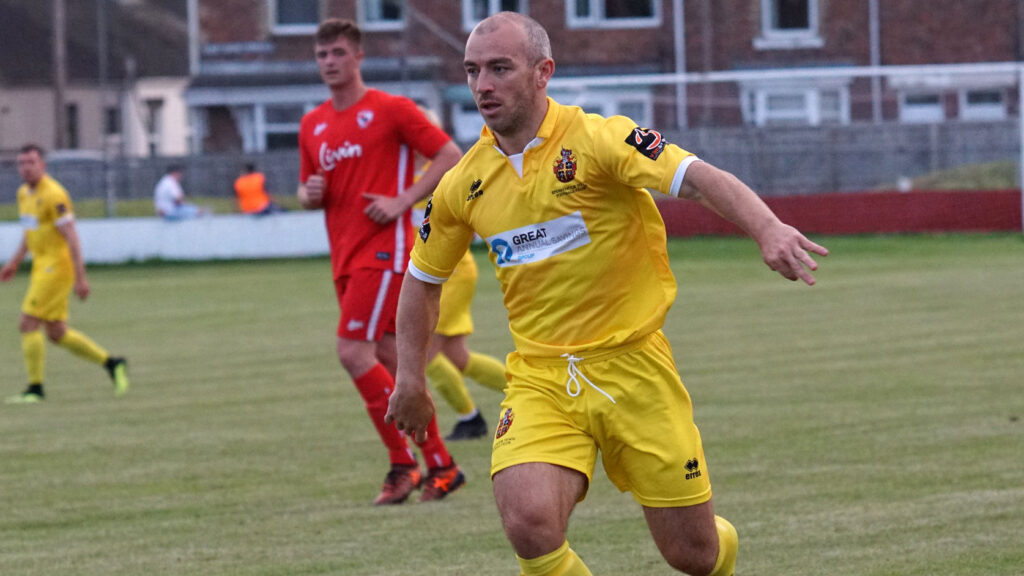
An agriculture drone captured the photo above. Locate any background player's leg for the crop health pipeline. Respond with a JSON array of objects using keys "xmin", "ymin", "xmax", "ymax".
[
  {"xmin": 425, "ymin": 348, "xmax": 488, "ymax": 440},
  {"xmin": 7, "ymin": 315, "xmax": 46, "ymax": 403},
  {"xmin": 459, "ymin": 348, "xmax": 508, "ymax": 394},
  {"xmin": 50, "ymin": 322, "xmax": 108, "ymax": 365},
  {"xmin": 339, "ymin": 337, "xmax": 416, "ymax": 468},
  {"xmin": 22, "ymin": 330, "xmax": 46, "ymax": 384},
  {"xmin": 426, "ymin": 353, "xmax": 477, "ymax": 416},
  {"xmin": 643, "ymin": 501, "xmax": 736, "ymax": 575}
]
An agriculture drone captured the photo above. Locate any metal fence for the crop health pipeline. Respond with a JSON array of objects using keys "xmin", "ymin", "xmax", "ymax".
[
  {"xmin": 5, "ymin": 62, "xmax": 1024, "ymax": 206},
  {"xmin": 0, "ymin": 151, "xmax": 302, "ymax": 207},
  {"xmin": 2, "ymin": 120, "xmax": 1018, "ymax": 208}
]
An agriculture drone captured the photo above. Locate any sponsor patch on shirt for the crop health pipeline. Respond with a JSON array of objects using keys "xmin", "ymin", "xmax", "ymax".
[
  {"xmin": 419, "ymin": 198, "xmax": 433, "ymax": 241},
  {"xmin": 625, "ymin": 127, "xmax": 666, "ymax": 160},
  {"xmin": 486, "ymin": 212, "xmax": 591, "ymax": 267}
]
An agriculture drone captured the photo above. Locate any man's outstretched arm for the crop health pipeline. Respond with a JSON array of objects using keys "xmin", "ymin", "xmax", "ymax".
[
  {"xmin": 679, "ymin": 161, "xmax": 828, "ymax": 285},
  {"xmin": 385, "ymin": 271, "xmax": 444, "ymax": 443}
]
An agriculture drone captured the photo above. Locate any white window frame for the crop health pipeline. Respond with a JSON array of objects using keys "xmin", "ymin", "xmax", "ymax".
[
  {"xmin": 462, "ymin": 0, "xmax": 528, "ymax": 33},
  {"xmin": 358, "ymin": 0, "xmax": 406, "ymax": 32},
  {"xmin": 740, "ymin": 80, "xmax": 850, "ymax": 127},
  {"xmin": 753, "ymin": 0, "xmax": 823, "ymax": 50},
  {"xmin": 565, "ymin": 0, "xmax": 660, "ymax": 30},
  {"xmin": 959, "ymin": 88, "xmax": 1007, "ymax": 121},
  {"xmin": 451, "ymin": 102, "xmax": 487, "ymax": 144},
  {"xmin": 899, "ymin": 92, "xmax": 945, "ymax": 124},
  {"xmin": 268, "ymin": 0, "xmax": 320, "ymax": 36},
  {"xmin": 262, "ymin": 103, "xmax": 309, "ymax": 150},
  {"xmin": 551, "ymin": 88, "xmax": 654, "ymax": 125},
  {"xmin": 450, "ymin": 88, "xmax": 653, "ymax": 143}
]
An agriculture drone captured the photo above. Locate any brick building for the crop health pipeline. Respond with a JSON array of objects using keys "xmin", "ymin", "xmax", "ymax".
[{"xmin": 185, "ymin": 0, "xmax": 1024, "ymax": 153}]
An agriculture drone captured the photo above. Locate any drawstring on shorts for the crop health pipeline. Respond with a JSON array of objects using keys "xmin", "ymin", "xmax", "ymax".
[{"xmin": 561, "ymin": 353, "xmax": 616, "ymax": 404}]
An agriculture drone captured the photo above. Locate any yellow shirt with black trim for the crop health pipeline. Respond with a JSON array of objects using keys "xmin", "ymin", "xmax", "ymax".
[
  {"xmin": 17, "ymin": 174, "xmax": 74, "ymax": 269},
  {"xmin": 409, "ymin": 98, "xmax": 699, "ymax": 357}
]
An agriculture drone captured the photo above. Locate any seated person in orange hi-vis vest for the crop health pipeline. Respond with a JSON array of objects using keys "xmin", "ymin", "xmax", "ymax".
[
  {"xmin": 234, "ymin": 163, "xmax": 285, "ymax": 216},
  {"xmin": 412, "ymin": 106, "xmax": 507, "ymax": 441}
]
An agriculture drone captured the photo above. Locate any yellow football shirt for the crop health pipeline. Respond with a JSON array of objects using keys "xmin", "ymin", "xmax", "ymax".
[
  {"xmin": 17, "ymin": 174, "xmax": 74, "ymax": 268},
  {"xmin": 410, "ymin": 98, "xmax": 699, "ymax": 357}
]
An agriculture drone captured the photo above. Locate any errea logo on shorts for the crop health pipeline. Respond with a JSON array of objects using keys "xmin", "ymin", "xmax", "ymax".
[{"xmin": 485, "ymin": 212, "xmax": 591, "ymax": 267}]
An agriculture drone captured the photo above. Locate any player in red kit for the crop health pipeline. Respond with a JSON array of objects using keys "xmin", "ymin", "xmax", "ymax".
[{"xmin": 297, "ymin": 18, "xmax": 465, "ymax": 505}]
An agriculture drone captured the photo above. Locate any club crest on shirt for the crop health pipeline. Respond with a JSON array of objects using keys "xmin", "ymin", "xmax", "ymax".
[
  {"xmin": 495, "ymin": 408, "xmax": 515, "ymax": 439},
  {"xmin": 552, "ymin": 148, "xmax": 577, "ymax": 183},
  {"xmin": 357, "ymin": 110, "xmax": 374, "ymax": 129},
  {"xmin": 466, "ymin": 178, "xmax": 484, "ymax": 202},
  {"xmin": 625, "ymin": 127, "xmax": 666, "ymax": 160},
  {"xmin": 419, "ymin": 198, "xmax": 432, "ymax": 241}
]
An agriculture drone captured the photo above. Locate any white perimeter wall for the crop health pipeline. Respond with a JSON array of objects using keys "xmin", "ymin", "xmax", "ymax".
[{"xmin": 0, "ymin": 212, "xmax": 329, "ymax": 264}]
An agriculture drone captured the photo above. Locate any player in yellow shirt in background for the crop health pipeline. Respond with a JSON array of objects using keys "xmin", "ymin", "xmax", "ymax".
[
  {"xmin": 387, "ymin": 13, "xmax": 828, "ymax": 576},
  {"xmin": 2, "ymin": 144, "xmax": 130, "ymax": 404},
  {"xmin": 412, "ymin": 110, "xmax": 507, "ymax": 440}
]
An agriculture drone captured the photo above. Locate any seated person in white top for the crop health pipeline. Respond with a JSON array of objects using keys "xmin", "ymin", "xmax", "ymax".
[{"xmin": 153, "ymin": 165, "xmax": 208, "ymax": 221}]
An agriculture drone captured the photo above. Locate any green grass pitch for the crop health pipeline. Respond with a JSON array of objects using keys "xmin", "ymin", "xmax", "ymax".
[{"xmin": 1, "ymin": 234, "xmax": 1022, "ymax": 575}]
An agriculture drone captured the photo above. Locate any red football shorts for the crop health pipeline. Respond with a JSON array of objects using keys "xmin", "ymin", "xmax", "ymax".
[{"xmin": 334, "ymin": 268, "xmax": 404, "ymax": 341}]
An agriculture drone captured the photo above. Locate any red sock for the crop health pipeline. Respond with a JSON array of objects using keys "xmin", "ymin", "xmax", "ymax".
[
  {"xmin": 353, "ymin": 363, "xmax": 416, "ymax": 467},
  {"xmin": 414, "ymin": 417, "xmax": 453, "ymax": 470}
]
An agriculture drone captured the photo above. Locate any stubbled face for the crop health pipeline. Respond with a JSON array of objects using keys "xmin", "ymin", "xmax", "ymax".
[
  {"xmin": 17, "ymin": 150, "xmax": 45, "ymax": 185},
  {"xmin": 315, "ymin": 36, "xmax": 362, "ymax": 89},
  {"xmin": 464, "ymin": 22, "xmax": 541, "ymax": 137}
]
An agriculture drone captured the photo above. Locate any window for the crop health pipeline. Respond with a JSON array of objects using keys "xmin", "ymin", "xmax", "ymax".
[
  {"xmin": 960, "ymin": 89, "xmax": 1006, "ymax": 121},
  {"xmin": 754, "ymin": 0, "xmax": 822, "ymax": 50},
  {"xmin": 360, "ymin": 0, "xmax": 404, "ymax": 31},
  {"xmin": 104, "ymin": 107, "xmax": 121, "ymax": 135},
  {"xmin": 741, "ymin": 83, "xmax": 850, "ymax": 126},
  {"xmin": 451, "ymin": 103, "xmax": 486, "ymax": 143},
  {"xmin": 270, "ymin": 0, "xmax": 319, "ymax": 35},
  {"xmin": 262, "ymin": 104, "xmax": 307, "ymax": 150},
  {"xmin": 462, "ymin": 0, "xmax": 527, "ymax": 32},
  {"xmin": 65, "ymin": 103, "xmax": 79, "ymax": 149},
  {"xmin": 773, "ymin": 0, "xmax": 809, "ymax": 29},
  {"xmin": 145, "ymin": 98, "xmax": 164, "ymax": 156},
  {"xmin": 899, "ymin": 93, "xmax": 944, "ymax": 124},
  {"xmin": 566, "ymin": 0, "xmax": 659, "ymax": 29},
  {"xmin": 266, "ymin": 133, "xmax": 299, "ymax": 150}
]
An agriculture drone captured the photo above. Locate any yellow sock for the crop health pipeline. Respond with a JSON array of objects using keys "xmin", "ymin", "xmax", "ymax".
[
  {"xmin": 517, "ymin": 541, "xmax": 593, "ymax": 576},
  {"xmin": 57, "ymin": 329, "xmax": 109, "ymax": 365},
  {"xmin": 22, "ymin": 331, "xmax": 46, "ymax": 383},
  {"xmin": 464, "ymin": 351, "xmax": 507, "ymax": 392},
  {"xmin": 426, "ymin": 354, "xmax": 475, "ymax": 416},
  {"xmin": 710, "ymin": 516, "xmax": 738, "ymax": 576}
]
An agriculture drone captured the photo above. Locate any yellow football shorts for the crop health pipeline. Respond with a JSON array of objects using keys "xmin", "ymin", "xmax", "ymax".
[
  {"xmin": 491, "ymin": 330, "xmax": 712, "ymax": 508},
  {"xmin": 435, "ymin": 251, "xmax": 477, "ymax": 336},
  {"xmin": 22, "ymin": 261, "xmax": 74, "ymax": 321}
]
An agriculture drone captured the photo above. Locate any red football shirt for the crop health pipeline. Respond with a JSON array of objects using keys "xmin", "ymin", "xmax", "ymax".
[{"xmin": 299, "ymin": 89, "xmax": 450, "ymax": 278}]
